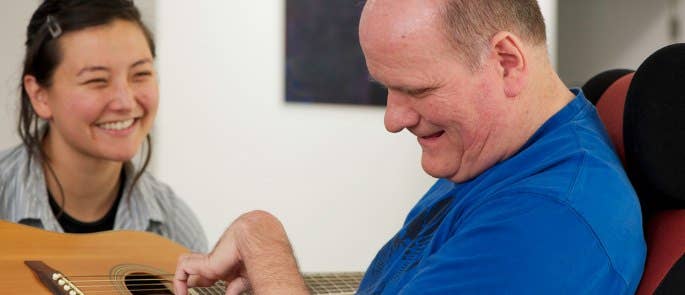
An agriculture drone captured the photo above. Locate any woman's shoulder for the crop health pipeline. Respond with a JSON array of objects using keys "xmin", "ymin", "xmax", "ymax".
[
  {"xmin": 0, "ymin": 145, "xmax": 28, "ymax": 165},
  {"xmin": 0, "ymin": 145, "xmax": 31, "ymax": 181},
  {"xmin": 131, "ymin": 171, "xmax": 208, "ymax": 252},
  {"xmin": 0, "ymin": 145, "xmax": 35, "ymax": 216},
  {"xmin": 131, "ymin": 171, "xmax": 197, "ymax": 215},
  {"xmin": 131, "ymin": 170, "xmax": 177, "ymax": 201}
]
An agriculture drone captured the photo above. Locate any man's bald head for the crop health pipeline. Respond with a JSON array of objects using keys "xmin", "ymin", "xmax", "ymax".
[
  {"xmin": 360, "ymin": 0, "xmax": 547, "ymax": 68},
  {"xmin": 359, "ymin": 0, "xmax": 444, "ymax": 55}
]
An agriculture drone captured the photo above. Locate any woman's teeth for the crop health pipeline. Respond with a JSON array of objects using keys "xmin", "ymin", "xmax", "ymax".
[{"xmin": 98, "ymin": 119, "xmax": 135, "ymax": 131}]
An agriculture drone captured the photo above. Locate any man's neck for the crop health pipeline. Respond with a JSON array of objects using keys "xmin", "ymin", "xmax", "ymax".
[
  {"xmin": 501, "ymin": 66, "xmax": 575, "ymax": 165},
  {"xmin": 531, "ymin": 68, "xmax": 576, "ymax": 127}
]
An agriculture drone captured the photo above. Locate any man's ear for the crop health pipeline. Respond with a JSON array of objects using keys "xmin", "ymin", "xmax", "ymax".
[
  {"xmin": 490, "ymin": 31, "xmax": 528, "ymax": 98},
  {"xmin": 24, "ymin": 75, "xmax": 53, "ymax": 120}
]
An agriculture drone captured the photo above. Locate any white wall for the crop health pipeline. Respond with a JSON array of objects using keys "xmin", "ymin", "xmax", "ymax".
[
  {"xmin": 558, "ymin": 0, "xmax": 683, "ymax": 86},
  {"xmin": 155, "ymin": 0, "xmax": 559, "ymax": 272},
  {"xmin": 0, "ymin": 1, "xmax": 37, "ymax": 150},
  {"xmin": 539, "ymin": 0, "xmax": 558, "ymax": 67}
]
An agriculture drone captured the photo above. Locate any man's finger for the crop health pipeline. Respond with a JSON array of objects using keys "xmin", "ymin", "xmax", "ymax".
[
  {"xmin": 188, "ymin": 274, "xmax": 217, "ymax": 287},
  {"xmin": 225, "ymin": 276, "xmax": 251, "ymax": 295},
  {"xmin": 174, "ymin": 253, "xmax": 219, "ymax": 295}
]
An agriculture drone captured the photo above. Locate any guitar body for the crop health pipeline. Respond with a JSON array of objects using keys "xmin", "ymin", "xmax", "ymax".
[
  {"xmin": 0, "ymin": 221, "xmax": 363, "ymax": 294},
  {"xmin": 0, "ymin": 220, "xmax": 188, "ymax": 294}
]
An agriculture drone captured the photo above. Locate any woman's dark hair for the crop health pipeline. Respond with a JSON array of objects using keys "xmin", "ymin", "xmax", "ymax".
[{"xmin": 19, "ymin": 0, "xmax": 156, "ymax": 207}]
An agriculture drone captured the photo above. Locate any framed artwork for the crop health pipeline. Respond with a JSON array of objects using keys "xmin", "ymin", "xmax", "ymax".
[{"xmin": 286, "ymin": 0, "xmax": 387, "ymax": 106}]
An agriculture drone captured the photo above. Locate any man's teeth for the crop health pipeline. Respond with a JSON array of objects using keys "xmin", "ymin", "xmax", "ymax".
[{"xmin": 99, "ymin": 119, "xmax": 135, "ymax": 131}]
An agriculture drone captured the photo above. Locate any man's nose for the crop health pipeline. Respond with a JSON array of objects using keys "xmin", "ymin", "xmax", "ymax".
[{"xmin": 384, "ymin": 91, "xmax": 419, "ymax": 133}]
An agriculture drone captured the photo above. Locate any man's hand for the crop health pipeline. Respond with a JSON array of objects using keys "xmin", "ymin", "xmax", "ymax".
[{"xmin": 174, "ymin": 210, "xmax": 309, "ymax": 295}]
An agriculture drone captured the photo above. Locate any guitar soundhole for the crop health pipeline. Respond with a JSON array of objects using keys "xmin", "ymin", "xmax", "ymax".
[{"xmin": 125, "ymin": 272, "xmax": 173, "ymax": 295}]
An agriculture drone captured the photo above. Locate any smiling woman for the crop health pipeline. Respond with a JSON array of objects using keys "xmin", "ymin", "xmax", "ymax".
[{"xmin": 0, "ymin": 0, "xmax": 207, "ymax": 253}]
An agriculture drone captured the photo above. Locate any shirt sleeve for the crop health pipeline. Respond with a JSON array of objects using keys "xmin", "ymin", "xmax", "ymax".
[{"xmin": 397, "ymin": 194, "xmax": 632, "ymax": 294}]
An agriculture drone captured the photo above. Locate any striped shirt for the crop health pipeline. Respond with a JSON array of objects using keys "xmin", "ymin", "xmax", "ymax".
[{"xmin": 0, "ymin": 145, "xmax": 208, "ymax": 253}]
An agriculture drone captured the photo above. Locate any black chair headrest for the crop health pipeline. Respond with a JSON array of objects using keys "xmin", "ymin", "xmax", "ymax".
[{"xmin": 625, "ymin": 43, "xmax": 685, "ymax": 211}]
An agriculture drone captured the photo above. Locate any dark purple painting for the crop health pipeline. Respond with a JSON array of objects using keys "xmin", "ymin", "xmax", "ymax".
[{"xmin": 286, "ymin": 1, "xmax": 387, "ymax": 106}]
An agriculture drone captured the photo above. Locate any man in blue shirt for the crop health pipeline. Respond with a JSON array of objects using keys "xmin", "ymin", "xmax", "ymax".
[{"xmin": 174, "ymin": 0, "xmax": 646, "ymax": 294}]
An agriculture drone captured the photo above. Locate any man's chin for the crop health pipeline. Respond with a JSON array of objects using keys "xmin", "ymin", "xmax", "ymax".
[
  {"xmin": 421, "ymin": 161, "xmax": 479, "ymax": 183},
  {"xmin": 421, "ymin": 161, "xmax": 458, "ymax": 181}
]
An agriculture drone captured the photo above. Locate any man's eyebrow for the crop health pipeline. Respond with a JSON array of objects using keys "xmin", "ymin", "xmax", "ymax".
[{"xmin": 77, "ymin": 66, "xmax": 109, "ymax": 76}]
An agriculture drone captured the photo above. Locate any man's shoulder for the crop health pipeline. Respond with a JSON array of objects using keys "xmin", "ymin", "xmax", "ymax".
[
  {"xmin": 472, "ymin": 152, "xmax": 645, "ymax": 293},
  {"xmin": 464, "ymin": 121, "xmax": 645, "ymax": 291},
  {"xmin": 494, "ymin": 109, "xmax": 629, "ymax": 203}
]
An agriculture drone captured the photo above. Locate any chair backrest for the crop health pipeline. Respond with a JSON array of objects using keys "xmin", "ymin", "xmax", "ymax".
[{"xmin": 582, "ymin": 43, "xmax": 685, "ymax": 295}]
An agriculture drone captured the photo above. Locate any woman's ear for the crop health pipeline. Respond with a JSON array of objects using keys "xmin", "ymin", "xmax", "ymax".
[
  {"xmin": 24, "ymin": 75, "xmax": 53, "ymax": 120},
  {"xmin": 490, "ymin": 31, "xmax": 528, "ymax": 98}
]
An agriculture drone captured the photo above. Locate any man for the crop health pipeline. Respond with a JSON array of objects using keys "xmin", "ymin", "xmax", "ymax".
[{"xmin": 174, "ymin": 0, "xmax": 646, "ymax": 294}]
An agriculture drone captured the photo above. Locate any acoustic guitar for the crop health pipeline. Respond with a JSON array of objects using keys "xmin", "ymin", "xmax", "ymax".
[{"xmin": 0, "ymin": 221, "xmax": 363, "ymax": 294}]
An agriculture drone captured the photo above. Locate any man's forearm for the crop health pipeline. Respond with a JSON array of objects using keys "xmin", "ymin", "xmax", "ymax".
[
  {"xmin": 235, "ymin": 210, "xmax": 310, "ymax": 294},
  {"xmin": 245, "ymin": 255, "xmax": 309, "ymax": 294}
]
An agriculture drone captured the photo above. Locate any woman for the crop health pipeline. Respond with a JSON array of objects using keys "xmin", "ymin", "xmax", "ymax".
[{"xmin": 0, "ymin": 0, "xmax": 207, "ymax": 252}]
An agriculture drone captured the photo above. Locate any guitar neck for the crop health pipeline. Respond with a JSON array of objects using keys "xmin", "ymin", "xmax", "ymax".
[
  {"xmin": 303, "ymin": 272, "xmax": 364, "ymax": 294},
  {"xmin": 191, "ymin": 272, "xmax": 365, "ymax": 295}
]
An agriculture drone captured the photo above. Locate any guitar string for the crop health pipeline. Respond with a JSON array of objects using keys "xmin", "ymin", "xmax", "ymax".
[
  {"xmin": 70, "ymin": 286, "xmax": 358, "ymax": 294},
  {"xmin": 67, "ymin": 276, "xmax": 360, "ymax": 283},
  {"xmin": 67, "ymin": 272, "xmax": 363, "ymax": 278},
  {"xmin": 67, "ymin": 273, "xmax": 175, "ymax": 278},
  {"xmin": 76, "ymin": 281, "xmax": 173, "ymax": 287},
  {"xmin": 61, "ymin": 285, "xmax": 227, "ymax": 294},
  {"xmin": 66, "ymin": 279, "xmax": 361, "ymax": 289},
  {"xmin": 67, "ymin": 278, "xmax": 361, "ymax": 287},
  {"xmin": 70, "ymin": 277, "xmax": 174, "ymax": 282},
  {"xmin": 75, "ymin": 286, "xmax": 356, "ymax": 295},
  {"xmin": 75, "ymin": 286, "xmax": 228, "ymax": 295},
  {"xmin": 66, "ymin": 273, "xmax": 362, "ymax": 282},
  {"xmin": 61, "ymin": 281, "xmax": 359, "ymax": 294},
  {"xmin": 75, "ymin": 288, "xmax": 176, "ymax": 294},
  {"xmin": 61, "ymin": 273, "xmax": 361, "ymax": 292},
  {"xmin": 65, "ymin": 280, "xmax": 360, "ymax": 292},
  {"xmin": 69, "ymin": 276, "xmax": 361, "ymax": 282}
]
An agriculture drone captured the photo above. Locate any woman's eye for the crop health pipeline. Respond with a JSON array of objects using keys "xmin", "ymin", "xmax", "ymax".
[
  {"xmin": 84, "ymin": 78, "xmax": 108, "ymax": 85},
  {"xmin": 134, "ymin": 71, "xmax": 152, "ymax": 78}
]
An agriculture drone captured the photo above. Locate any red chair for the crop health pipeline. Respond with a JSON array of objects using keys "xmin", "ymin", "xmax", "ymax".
[{"xmin": 582, "ymin": 44, "xmax": 685, "ymax": 294}]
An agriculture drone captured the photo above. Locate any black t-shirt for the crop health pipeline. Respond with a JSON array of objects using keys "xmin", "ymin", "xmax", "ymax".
[{"xmin": 48, "ymin": 173, "xmax": 125, "ymax": 234}]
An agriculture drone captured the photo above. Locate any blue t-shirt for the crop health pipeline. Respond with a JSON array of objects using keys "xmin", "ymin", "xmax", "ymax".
[{"xmin": 358, "ymin": 90, "xmax": 646, "ymax": 294}]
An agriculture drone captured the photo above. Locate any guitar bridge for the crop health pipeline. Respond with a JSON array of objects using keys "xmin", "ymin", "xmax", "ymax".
[{"xmin": 24, "ymin": 261, "xmax": 85, "ymax": 295}]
